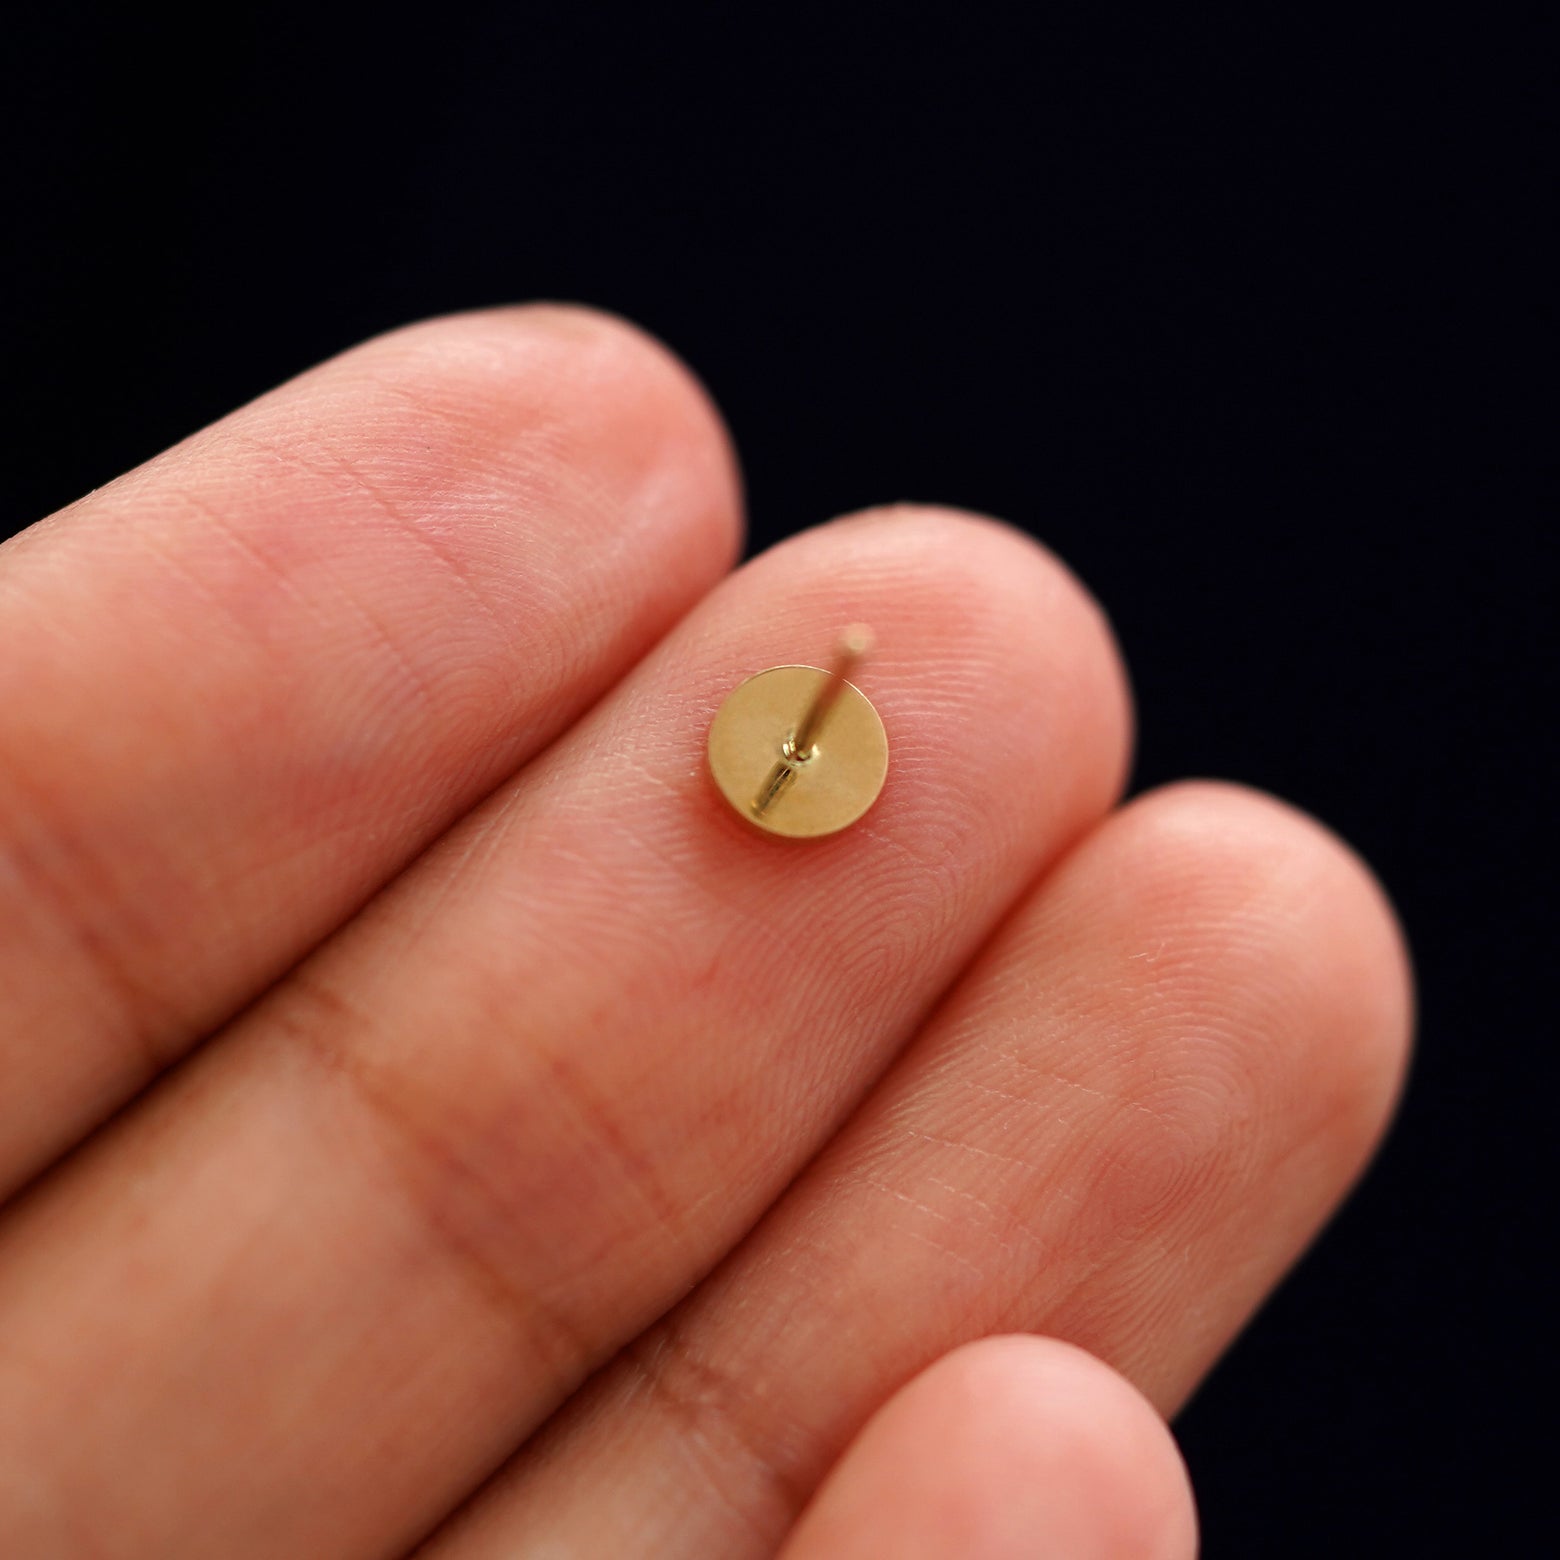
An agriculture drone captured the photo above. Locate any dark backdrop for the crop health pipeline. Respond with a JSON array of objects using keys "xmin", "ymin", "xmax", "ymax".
[{"xmin": 4, "ymin": 8, "xmax": 1550, "ymax": 1555}]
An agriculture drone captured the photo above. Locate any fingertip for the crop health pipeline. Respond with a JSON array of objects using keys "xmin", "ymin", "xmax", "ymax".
[
  {"xmin": 814, "ymin": 503, "xmax": 1127, "ymax": 684},
  {"xmin": 793, "ymin": 502, "xmax": 1137, "ymax": 811},
  {"xmin": 1115, "ymin": 779, "xmax": 1415, "ymax": 1169},
  {"xmin": 781, "ymin": 1335, "xmax": 1197, "ymax": 1560},
  {"xmin": 335, "ymin": 302, "xmax": 747, "ymax": 570}
]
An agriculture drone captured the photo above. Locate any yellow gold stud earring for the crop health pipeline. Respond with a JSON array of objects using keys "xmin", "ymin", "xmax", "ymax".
[{"xmin": 707, "ymin": 625, "xmax": 889, "ymax": 838}]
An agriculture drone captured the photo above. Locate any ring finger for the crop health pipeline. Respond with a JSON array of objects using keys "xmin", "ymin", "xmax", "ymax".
[{"xmin": 426, "ymin": 782, "xmax": 1411, "ymax": 1557}]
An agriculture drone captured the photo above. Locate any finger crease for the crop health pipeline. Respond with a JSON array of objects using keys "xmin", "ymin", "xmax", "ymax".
[
  {"xmin": 270, "ymin": 968, "xmax": 600, "ymax": 1391},
  {"xmin": 620, "ymin": 1316, "xmax": 811, "ymax": 1544}
]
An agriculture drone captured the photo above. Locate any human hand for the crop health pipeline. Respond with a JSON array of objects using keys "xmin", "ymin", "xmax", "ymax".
[{"xmin": 0, "ymin": 307, "xmax": 1411, "ymax": 1558}]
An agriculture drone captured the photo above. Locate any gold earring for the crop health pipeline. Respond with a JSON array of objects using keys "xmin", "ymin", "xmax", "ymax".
[{"xmin": 707, "ymin": 625, "xmax": 888, "ymax": 838}]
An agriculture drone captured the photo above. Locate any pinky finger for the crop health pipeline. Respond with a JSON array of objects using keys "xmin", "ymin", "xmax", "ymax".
[{"xmin": 778, "ymin": 1336, "xmax": 1197, "ymax": 1560}]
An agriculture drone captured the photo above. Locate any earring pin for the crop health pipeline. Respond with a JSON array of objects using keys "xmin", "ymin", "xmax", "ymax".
[{"xmin": 707, "ymin": 625, "xmax": 889, "ymax": 839}]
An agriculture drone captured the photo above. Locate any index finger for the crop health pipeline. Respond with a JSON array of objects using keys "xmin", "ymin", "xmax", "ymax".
[{"xmin": 0, "ymin": 305, "xmax": 741, "ymax": 1195}]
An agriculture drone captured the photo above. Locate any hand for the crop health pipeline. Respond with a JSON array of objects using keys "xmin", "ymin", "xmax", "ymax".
[{"xmin": 0, "ymin": 307, "xmax": 1411, "ymax": 1558}]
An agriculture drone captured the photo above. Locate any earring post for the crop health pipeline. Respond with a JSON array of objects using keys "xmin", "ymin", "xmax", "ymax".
[
  {"xmin": 750, "ymin": 625, "xmax": 874, "ymax": 819},
  {"xmin": 791, "ymin": 624, "xmax": 872, "ymax": 760}
]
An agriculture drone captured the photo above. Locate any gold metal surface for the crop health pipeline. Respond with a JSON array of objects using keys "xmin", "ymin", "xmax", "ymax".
[{"xmin": 707, "ymin": 633, "xmax": 888, "ymax": 838}]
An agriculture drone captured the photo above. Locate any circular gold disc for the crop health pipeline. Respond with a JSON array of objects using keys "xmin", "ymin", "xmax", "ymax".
[{"xmin": 707, "ymin": 665, "xmax": 889, "ymax": 838}]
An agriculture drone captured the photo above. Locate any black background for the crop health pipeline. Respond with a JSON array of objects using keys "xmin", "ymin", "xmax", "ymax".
[{"xmin": 4, "ymin": 7, "xmax": 1551, "ymax": 1555}]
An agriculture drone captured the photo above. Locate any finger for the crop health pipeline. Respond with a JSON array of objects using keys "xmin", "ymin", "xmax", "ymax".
[
  {"xmin": 432, "ymin": 781, "xmax": 1410, "ymax": 1556},
  {"xmin": 777, "ymin": 1336, "xmax": 1197, "ymax": 1560},
  {"xmin": 0, "ymin": 507, "xmax": 1132, "ymax": 1559},
  {"xmin": 0, "ymin": 304, "xmax": 740, "ymax": 1194}
]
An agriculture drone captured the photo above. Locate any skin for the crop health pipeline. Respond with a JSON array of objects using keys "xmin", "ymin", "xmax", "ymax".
[{"xmin": 0, "ymin": 305, "xmax": 1412, "ymax": 1558}]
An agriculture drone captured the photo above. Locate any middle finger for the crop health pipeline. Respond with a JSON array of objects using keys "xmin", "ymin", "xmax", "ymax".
[{"xmin": 0, "ymin": 506, "xmax": 1130, "ymax": 1560}]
